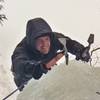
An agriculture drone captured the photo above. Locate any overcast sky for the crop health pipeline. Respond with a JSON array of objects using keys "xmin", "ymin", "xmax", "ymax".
[{"xmin": 0, "ymin": 0, "xmax": 100, "ymax": 67}]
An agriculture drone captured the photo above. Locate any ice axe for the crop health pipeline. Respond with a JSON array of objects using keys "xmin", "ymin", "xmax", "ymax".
[
  {"xmin": 2, "ymin": 84, "xmax": 24, "ymax": 100},
  {"xmin": 81, "ymin": 34, "xmax": 94, "ymax": 62}
]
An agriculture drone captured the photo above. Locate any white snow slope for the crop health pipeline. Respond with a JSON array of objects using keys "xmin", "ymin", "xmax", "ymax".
[
  {"xmin": 17, "ymin": 61, "xmax": 100, "ymax": 100},
  {"xmin": 0, "ymin": 56, "xmax": 18, "ymax": 100}
]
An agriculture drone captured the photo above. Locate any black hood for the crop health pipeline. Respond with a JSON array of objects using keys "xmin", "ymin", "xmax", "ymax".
[
  {"xmin": 26, "ymin": 18, "xmax": 58, "ymax": 54},
  {"xmin": 26, "ymin": 18, "xmax": 53, "ymax": 41}
]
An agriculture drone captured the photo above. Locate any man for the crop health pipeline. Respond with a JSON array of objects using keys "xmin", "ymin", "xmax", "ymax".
[{"xmin": 11, "ymin": 18, "xmax": 90, "ymax": 91}]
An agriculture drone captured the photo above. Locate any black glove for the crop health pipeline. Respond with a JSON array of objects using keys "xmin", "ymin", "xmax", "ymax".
[
  {"xmin": 76, "ymin": 47, "xmax": 90, "ymax": 62},
  {"xmin": 27, "ymin": 60, "xmax": 48, "ymax": 79},
  {"xmin": 81, "ymin": 47, "xmax": 90, "ymax": 62}
]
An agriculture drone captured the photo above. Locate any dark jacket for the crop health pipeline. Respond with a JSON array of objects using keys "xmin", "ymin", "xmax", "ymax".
[{"xmin": 11, "ymin": 18, "xmax": 85, "ymax": 90}]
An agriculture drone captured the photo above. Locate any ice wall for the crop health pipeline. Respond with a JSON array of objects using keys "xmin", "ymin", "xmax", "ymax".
[{"xmin": 17, "ymin": 61, "xmax": 100, "ymax": 100}]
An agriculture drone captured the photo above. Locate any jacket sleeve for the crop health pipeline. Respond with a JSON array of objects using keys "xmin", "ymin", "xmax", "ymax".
[
  {"xmin": 54, "ymin": 32, "xmax": 85, "ymax": 55},
  {"xmin": 11, "ymin": 39, "xmax": 48, "ymax": 81},
  {"xmin": 66, "ymin": 37, "xmax": 85, "ymax": 56}
]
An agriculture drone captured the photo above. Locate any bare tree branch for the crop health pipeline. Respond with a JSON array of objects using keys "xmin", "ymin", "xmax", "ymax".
[
  {"xmin": 90, "ymin": 47, "xmax": 100, "ymax": 67},
  {"xmin": 0, "ymin": 14, "xmax": 7, "ymax": 25},
  {"xmin": 91, "ymin": 47, "xmax": 100, "ymax": 56}
]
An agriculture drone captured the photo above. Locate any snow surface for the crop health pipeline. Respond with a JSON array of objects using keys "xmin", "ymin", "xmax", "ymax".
[
  {"xmin": 17, "ymin": 60, "xmax": 100, "ymax": 100},
  {"xmin": 0, "ymin": 56, "xmax": 19, "ymax": 100}
]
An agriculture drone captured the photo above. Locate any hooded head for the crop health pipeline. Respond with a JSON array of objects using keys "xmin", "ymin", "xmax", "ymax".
[{"xmin": 26, "ymin": 18, "xmax": 57, "ymax": 54}]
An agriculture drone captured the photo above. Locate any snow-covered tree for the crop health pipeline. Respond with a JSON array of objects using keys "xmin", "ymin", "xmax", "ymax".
[{"xmin": 0, "ymin": 0, "xmax": 7, "ymax": 25}]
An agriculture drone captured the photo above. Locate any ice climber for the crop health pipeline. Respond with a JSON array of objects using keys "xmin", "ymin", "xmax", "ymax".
[{"xmin": 11, "ymin": 18, "xmax": 90, "ymax": 91}]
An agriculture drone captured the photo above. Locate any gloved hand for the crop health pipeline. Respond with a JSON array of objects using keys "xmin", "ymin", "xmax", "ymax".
[
  {"xmin": 76, "ymin": 47, "xmax": 90, "ymax": 62},
  {"xmin": 81, "ymin": 47, "xmax": 91, "ymax": 62},
  {"xmin": 29, "ymin": 60, "xmax": 48, "ymax": 79}
]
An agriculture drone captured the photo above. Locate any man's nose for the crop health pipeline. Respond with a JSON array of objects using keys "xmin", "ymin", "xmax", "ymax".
[{"xmin": 42, "ymin": 41, "xmax": 48, "ymax": 46}]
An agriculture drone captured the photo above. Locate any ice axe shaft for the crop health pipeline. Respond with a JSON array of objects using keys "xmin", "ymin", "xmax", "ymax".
[
  {"xmin": 2, "ymin": 88, "xmax": 19, "ymax": 100},
  {"xmin": 2, "ymin": 84, "xmax": 24, "ymax": 100}
]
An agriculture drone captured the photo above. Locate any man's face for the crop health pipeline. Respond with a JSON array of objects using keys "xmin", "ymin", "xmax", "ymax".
[{"xmin": 35, "ymin": 35, "xmax": 51, "ymax": 54}]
